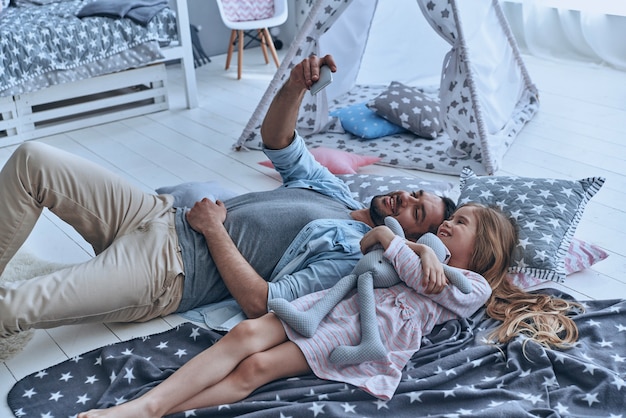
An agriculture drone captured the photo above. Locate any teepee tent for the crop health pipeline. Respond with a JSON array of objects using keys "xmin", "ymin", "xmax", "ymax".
[{"xmin": 235, "ymin": 0, "xmax": 539, "ymax": 176}]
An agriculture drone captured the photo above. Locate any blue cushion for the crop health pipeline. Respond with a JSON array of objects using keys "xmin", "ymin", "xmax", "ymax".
[{"xmin": 330, "ymin": 103, "xmax": 405, "ymax": 140}]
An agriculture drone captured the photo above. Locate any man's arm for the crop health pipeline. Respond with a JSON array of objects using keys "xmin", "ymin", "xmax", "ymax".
[
  {"xmin": 260, "ymin": 54, "xmax": 337, "ymax": 150},
  {"xmin": 186, "ymin": 198, "xmax": 268, "ymax": 318}
]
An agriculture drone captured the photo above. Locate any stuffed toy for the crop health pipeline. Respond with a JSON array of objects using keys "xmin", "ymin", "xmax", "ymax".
[{"xmin": 269, "ymin": 217, "xmax": 472, "ymax": 365}]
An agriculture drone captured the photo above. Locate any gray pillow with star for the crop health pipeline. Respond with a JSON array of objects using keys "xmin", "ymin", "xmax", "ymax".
[
  {"xmin": 366, "ymin": 81, "xmax": 442, "ymax": 139},
  {"xmin": 457, "ymin": 168, "xmax": 605, "ymax": 282},
  {"xmin": 337, "ymin": 173, "xmax": 453, "ymax": 206}
]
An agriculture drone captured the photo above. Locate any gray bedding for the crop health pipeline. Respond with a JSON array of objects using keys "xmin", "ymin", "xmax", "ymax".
[
  {"xmin": 0, "ymin": 0, "xmax": 178, "ymax": 97},
  {"xmin": 8, "ymin": 289, "xmax": 626, "ymax": 417}
]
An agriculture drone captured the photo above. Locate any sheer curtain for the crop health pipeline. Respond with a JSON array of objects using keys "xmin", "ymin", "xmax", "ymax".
[{"xmin": 500, "ymin": 0, "xmax": 626, "ymax": 71}]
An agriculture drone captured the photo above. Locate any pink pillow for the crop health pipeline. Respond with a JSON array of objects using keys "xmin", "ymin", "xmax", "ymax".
[
  {"xmin": 259, "ymin": 147, "xmax": 381, "ymax": 175},
  {"xmin": 508, "ymin": 238, "xmax": 608, "ymax": 288}
]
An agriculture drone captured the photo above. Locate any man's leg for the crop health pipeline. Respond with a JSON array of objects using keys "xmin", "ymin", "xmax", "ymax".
[
  {"xmin": 0, "ymin": 142, "xmax": 173, "ymax": 273},
  {"xmin": 0, "ymin": 211, "xmax": 184, "ymax": 336}
]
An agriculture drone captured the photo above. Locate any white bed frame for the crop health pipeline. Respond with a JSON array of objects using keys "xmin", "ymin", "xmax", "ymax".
[{"xmin": 0, "ymin": 0, "xmax": 198, "ymax": 146}]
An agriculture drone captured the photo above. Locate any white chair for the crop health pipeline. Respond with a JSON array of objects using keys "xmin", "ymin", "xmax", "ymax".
[{"xmin": 216, "ymin": 0, "xmax": 288, "ymax": 79}]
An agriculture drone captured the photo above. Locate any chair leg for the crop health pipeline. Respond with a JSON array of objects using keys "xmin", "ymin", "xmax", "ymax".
[
  {"xmin": 225, "ymin": 30, "xmax": 236, "ymax": 70},
  {"xmin": 258, "ymin": 29, "xmax": 270, "ymax": 64},
  {"xmin": 262, "ymin": 28, "xmax": 280, "ymax": 68},
  {"xmin": 237, "ymin": 29, "xmax": 244, "ymax": 80}
]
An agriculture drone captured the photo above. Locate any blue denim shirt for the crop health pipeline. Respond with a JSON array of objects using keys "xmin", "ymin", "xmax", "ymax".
[{"xmin": 180, "ymin": 133, "xmax": 371, "ymax": 331}]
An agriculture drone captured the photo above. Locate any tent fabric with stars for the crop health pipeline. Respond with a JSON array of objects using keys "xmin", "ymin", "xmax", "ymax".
[
  {"xmin": 235, "ymin": 0, "xmax": 539, "ymax": 176},
  {"xmin": 8, "ymin": 290, "xmax": 626, "ymax": 417}
]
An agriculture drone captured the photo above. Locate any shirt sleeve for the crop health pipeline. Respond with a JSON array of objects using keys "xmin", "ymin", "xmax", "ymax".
[
  {"xmin": 262, "ymin": 132, "xmax": 335, "ymax": 185},
  {"xmin": 384, "ymin": 236, "xmax": 493, "ymax": 318},
  {"xmin": 267, "ymin": 257, "xmax": 356, "ymax": 303}
]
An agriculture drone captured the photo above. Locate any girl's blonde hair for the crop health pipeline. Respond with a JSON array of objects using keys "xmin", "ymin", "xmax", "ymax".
[{"xmin": 461, "ymin": 203, "xmax": 582, "ymax": 350}]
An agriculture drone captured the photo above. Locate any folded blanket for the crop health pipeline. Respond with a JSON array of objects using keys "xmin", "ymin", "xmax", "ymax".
[{"xmin": 77, "ymin": 0, "xmax": 167, "ymax": 25}]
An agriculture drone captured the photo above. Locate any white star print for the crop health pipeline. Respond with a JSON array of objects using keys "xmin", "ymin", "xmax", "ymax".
[
  {"xmin": 611, "ymin": 375, "xmax": 626, "ymax": 390},
  {"xmin": 35, "ymin": 370, "xmax": 48, "ymax": 379},
  {"xmin": 560, "ymin": 187, "xmax": 574, "ymax": 198},
  {"xmin": 443, "ymin": 389, "xmax": 456, "ymax": 398},
  {"xmin": 184, "ymin": 410, "xmax": 197, "ymax": 417},
  {"xmin": 598, "ymin": 339, "xmax": 613, "ymax": 348},
  {"xmin": 554, "ymin": 402, "xmax": 569, "ymax": 414},
  {"xmin": 542, "ymin": 376, "xmax": 558, "ymax": 388},
  {"xmin": 404, "ymin": 391, "xmax": 422, "ymax": 403},
  {"xmin": 308, "ymin": 402, "xmax": 325, "ymax": 416},
  {"xmin": 123, "ymin": 367, "xmax": 135, "ymax": 384},
  {"xmin": 374, "ymin": 399, "xmax": 389, "ymax": 410},
  {"xmin": 85, "ymin": 375, "xmax": 99, "ymax": 384},
  {"xmin": 174, "ymin": 348, "xmax": 188, "ymax": 358},
  {"xmin": 121, "ymin": 348, "xmax": 134, "ymax": 356},
  {"xmin": 581, "ymin": 392, "xmax": 600, "ymax": 406},
  {"xmin": 189, "ymin": 327, "xmax": 201, "ymax": 340},
  {"xmin": 59, "ymin": 372, "xmax": 73, "ymax": 382},
  {"xmin": 156, "ymin": 341, "xmax": 169, "ymax": 349},
  {"xmin": 611, "ymin": 353, "xmax": 625, "ymax": 362},
  {"xmin": 516, "ymin": 193, "xmax": 529, "ymax": 204},
  {"xmin": 22, "ymin": 388, "xmax": 37, "ymax": 398},
  {"xmin": 76, "ymin": 393, "xmax": 91, "ymax": 405},
  {"xmin": 49, "ymin": 391, "xmax": 63, "ymax": 401},
  {"xmin": 582, "ymin": 363, "xmax": 599, "ymax": 375},
  {"xmin": 340, "ymin": 402, "xmax": 356, "ymax": 413}
]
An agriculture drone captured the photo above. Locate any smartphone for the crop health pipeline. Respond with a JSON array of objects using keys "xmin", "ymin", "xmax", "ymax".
[{"xmin": 310, "ymin": 65, "xmax": 333, "ymax": 95}]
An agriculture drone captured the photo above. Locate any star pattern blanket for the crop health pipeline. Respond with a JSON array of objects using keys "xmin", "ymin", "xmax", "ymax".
[
  {"xmin": 8, "ymin": 291, "xmax": 626, "ymax": 417},
  {"xmin": 0, "ymin": 0, "xmax": 178, "ymax": 96}
]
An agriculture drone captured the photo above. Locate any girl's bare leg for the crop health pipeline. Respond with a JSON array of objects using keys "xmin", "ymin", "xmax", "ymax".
[
  {"xmin": 77, "ymin": 314, "xmax": 288, "ymax": 418},
  {"xmin": 167, "ymin": 340, "xmax": 310, "ymax": 414}
]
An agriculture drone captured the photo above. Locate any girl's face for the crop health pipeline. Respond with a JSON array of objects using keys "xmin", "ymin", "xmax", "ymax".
[{"xmin": 436, "ymin": 205, "xmax": 479, "ymax": 269}]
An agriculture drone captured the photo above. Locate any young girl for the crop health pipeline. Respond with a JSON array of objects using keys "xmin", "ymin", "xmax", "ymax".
[{"xmin": 78, "ymin": 203, "xmax": 581, "ymax": 417}]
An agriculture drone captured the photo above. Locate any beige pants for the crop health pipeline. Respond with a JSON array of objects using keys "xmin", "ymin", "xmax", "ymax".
[{"xmin": 0, "ymin": 142, "xmax": 185, "ymax": 337}]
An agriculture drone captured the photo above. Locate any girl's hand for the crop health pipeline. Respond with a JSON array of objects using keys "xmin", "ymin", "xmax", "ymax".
[
  {"xmin": 410, "ymin": 243, "xmax": 448, "ymax": 294},
  {"xmin": 360, "ymin": 225, "xmax": 395, "ymax": 254}
]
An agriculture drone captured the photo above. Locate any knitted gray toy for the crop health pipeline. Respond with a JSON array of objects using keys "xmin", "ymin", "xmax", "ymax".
[{"xmin": 268, "ymin": 217, "xmax": 472, "ymax": 365}]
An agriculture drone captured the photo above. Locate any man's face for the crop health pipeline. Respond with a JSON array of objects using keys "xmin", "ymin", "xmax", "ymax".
[{"xmin": 369, "ymin": 190, "xmax": 446, "ymax": 240}]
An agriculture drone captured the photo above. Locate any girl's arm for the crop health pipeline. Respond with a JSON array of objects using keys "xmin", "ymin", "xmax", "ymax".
[
  {"xmin": 360, "ymin": 227, "xmax": 447, "ymax": 294},
  {"xmin": 384, "ymin": 237, "xmax": 492, "ymax": 318}
]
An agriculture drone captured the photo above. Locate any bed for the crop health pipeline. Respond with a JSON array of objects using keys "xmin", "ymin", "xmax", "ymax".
[
  {"xmin": 6, "ymin": 172, "xmax": 622, "ymax": 417},
  {"xmin": 0, "ymin": 0, "xmax": 197, "ymax": 146}
]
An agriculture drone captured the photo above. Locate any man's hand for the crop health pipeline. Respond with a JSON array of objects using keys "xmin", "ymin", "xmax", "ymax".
[
  {"xmin": 185, "ymin": 198, "xmax": 227, "ymax": 237},
  {"xmin": 261, "ymin": 54, "xmax": 337, "ymax": 150},
  {"xmin": 288, "ymin": 54, "xmax": 337, "ymax": 93}
]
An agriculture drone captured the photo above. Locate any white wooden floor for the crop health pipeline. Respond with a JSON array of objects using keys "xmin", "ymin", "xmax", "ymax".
[{"xmin": 1, "ymin": 48, "xmax": 625, "ymax": 415}]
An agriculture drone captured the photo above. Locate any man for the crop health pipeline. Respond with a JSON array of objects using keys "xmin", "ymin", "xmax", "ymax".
[{"xmin": 0, "ymin": 55, "xmax": 455, "ymax": 337}]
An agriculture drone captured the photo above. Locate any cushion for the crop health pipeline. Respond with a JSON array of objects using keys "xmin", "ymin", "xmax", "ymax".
[
  {"xmin": 221, "ymin": 0, "xmax": 274, "ymax": 22},
  {"xmin": 330, "ymin": 103, "xmax": 406, "ymax": 139},
  {"xmin": 259, "ymin": 147, "xmax": 381, "ymax": 175},
  {"xmin": 367, "ymin": 81, "xmax": 442, "ymax": 139},
  {"xmin": 458, "ymin": 167, "xmax": 605, "ymax": 282},
  {"xmin": 337, "ymin": 174, "xmax": 453, "ymax": 206},
  {"xmin": 156, "ymin": 181, "xmax": 240, "ymax": 208},
  {"xmin": 507, "ymin": 238, "xmax": 608, "ymax": 289}
]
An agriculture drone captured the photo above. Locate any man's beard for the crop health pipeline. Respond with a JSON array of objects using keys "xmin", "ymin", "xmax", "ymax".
[{"xmin": 368, "ymin": 195, "xmax": 387, "ymax": 227}]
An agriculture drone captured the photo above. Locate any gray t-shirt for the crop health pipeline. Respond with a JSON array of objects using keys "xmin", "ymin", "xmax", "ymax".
[{"xmin": 175, "ymin": 187, "xmax": 353, "ymax": 312}]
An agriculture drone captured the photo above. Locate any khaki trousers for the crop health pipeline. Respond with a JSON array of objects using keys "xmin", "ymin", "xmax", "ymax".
[{"xmin": 0, "ymin": 142, "xmax": 184, "ymax": 337}]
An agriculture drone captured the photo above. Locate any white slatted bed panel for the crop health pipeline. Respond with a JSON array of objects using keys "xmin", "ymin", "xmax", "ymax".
[{"xmin": 13, "ymin": 64, "xmax": 169, "ymax": 142}]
